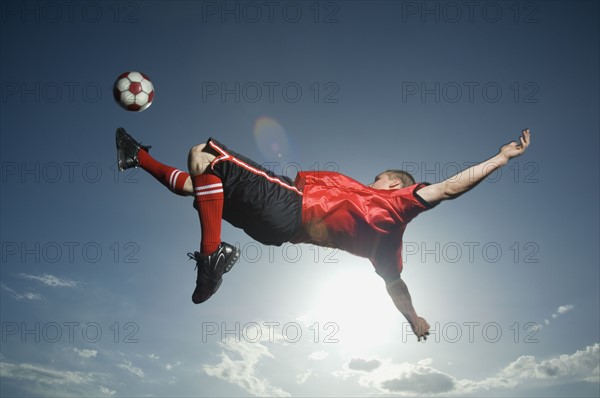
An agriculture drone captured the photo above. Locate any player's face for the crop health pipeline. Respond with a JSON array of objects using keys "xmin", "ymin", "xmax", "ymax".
[{"xmin": 369, "ymin": 173, "xmax": 397, "ymax": 190}]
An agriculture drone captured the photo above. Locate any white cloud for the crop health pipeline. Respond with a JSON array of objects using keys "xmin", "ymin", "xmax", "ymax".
[
  {"xmin": 117, "ymin": 360, "xmax": 144, "ymax": 378},
  {"xmin": 336, "ymin": 357, "xmax": 454, "ymax": 395},
  {"xmin": 202, "ymin": 338, "xmax": 290, "ymax": 397},
  {"xmin": 17, "ymin": 273, "xmax": 78, "ymax": 288},
  {"xmin": 381, "ymin": 370, "xmax": 455, "ymax": 394},
  {"xmin": 335, "ymin": 344, "xmax": 600, "ymax": 396},
  {"xmin": 347, "ymin": 358, "xmax": 382, "ymax": 372},
  {"xmin": 0, "ymin": 361, "xmax": 94, "ymax": 385},
  {"xmin": 540, "ymin": 304, "xmax": 576, "ymax": 329},
  {"xmin": 148, "ymin": 353, "xmax": 159, "ymax": 360},
  {"xmin": 548, "ymin": 304, "xmax": 575, "ymax": 321},
  {"xmin": 165, "ymin": 361, "xmax": 181, "ymax": 371},
  {"xmin": 73, "ymin": 348, "xmax": 98, "ymax": 359},
  {"xmin": 557, "ymin": 305, "xmax": 574, "ymax": 314},
  {"xmin": 0, "ymin": 359, "xmax": 114, "ymax": 397},
  {"xmin": 308, "ymin": 350, "xmax": 329, "ymax": 361},
  {"xmin": 22, "ymin": 292, "xmax": 42, "ymax": 300},
  {"xmin": 296, "ymin": 370, "xmax": 313, "ymax": 384},
  {"xmin": 556, "ymin": 305, "xmax": 575, "ymax": 315},
  {"xmin": 1, "ymin": 283, "xmax": 42, "ymax": 301},
  {"xmin": 473, "ymin": 343, "xmax": 600, "ymax": 390},
  {"xmin": 99, "ymin": 386, "xmax": 116, "ymax": 396}
]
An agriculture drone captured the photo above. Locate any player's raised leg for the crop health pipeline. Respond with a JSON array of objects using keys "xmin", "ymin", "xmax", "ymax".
[
  {"xmin": 115, "ymin": 127, "xmax": 193, "ymax": 196},
  {"xmin": 187, "ymin": 143, "xmax": 239, "ymax": 304}
]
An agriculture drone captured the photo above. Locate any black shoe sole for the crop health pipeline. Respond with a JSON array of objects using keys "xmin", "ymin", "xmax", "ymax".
[{"xmin": 116, "ymin": 128, "xmax": 129, "ymax": 172}]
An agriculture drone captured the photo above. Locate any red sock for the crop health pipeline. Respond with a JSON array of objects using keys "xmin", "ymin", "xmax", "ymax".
[
  {"xmin": 138, "ymin": 150, "xmax": 189, "ymax": 196},
  {"xmin": 192, "ymin": 174, "xmax": 223, "ymax": 255}
]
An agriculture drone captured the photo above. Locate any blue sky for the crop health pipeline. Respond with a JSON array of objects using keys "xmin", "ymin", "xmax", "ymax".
[{"xmin": 1, "ymin": 0, "xmax": 599, "ymax": 397}]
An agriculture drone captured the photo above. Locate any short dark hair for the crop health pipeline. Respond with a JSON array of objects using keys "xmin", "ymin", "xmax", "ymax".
[{"xmin": 384, "ymin": 169, "xmax": 416, "ymax": 188}]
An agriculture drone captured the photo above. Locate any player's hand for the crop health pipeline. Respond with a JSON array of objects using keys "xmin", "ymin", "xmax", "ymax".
[
  {"xmin": 499, "ymin": 128, "xmax": 531, "ymax": 161},
  {"xmin": 411, "ymin": 317, "xmax": 430, "ymax": 342}
]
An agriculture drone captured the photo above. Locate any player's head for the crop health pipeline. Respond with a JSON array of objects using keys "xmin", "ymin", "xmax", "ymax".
[{"xmin": 369, "ymin": 170, "xmax": 416, "ymax": 190}]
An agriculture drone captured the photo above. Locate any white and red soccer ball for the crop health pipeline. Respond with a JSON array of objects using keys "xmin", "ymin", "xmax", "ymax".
[{"xmin": 113, "ymin": 71, "xmax": 154, "ymax": 112}]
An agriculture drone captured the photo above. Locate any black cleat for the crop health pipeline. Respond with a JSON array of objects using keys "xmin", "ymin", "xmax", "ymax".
[
  {"xmin": 115, "ymin": 127, "xmax": 152, "ymax": 171},
  {"xmin": 188, "ymin": 253, "xmax": 221, "ymax": 304},
  {"xmin": 188, "ymin": 242, "xmax": 240, "ymax": 304}
]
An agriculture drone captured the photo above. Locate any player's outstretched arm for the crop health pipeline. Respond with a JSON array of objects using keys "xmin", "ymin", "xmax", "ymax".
[
  {"xmin": 386, "ymin": 277, "xmax": 430, "ymax": 342},
  {"xmin": 417, "ymin": 129, "xmax": 531, "ymax": 205}
]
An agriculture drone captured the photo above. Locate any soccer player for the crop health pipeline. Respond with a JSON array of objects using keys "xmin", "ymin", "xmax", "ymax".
[{"xmin": 116, "ymin": 128, "xmax": 531, "ymax": 341}]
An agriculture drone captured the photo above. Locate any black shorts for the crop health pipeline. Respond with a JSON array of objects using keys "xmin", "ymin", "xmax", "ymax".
[{"xmin": 206, "ymin": 138, "xmax": 303, "ymax": 246}]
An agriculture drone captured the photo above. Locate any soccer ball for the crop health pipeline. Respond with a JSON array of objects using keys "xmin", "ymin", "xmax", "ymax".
[{"xmin": 113, "ymin": 71, "xmax": 154, "ymax": 112}]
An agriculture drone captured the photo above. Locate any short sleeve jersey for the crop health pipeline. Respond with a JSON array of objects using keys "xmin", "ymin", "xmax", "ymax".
[{"xmin": 291, "ymin": 171, "xmax": 435, "ymax": 281}]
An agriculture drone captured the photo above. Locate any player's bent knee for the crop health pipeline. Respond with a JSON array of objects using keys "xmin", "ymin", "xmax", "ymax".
[
  {"xmin": 189, "ymin": 143, "xmax": 206, "ymax": 158},
  {"xmin": 188, "ymin": 143, "xmax": 215, "ymax": 175}
]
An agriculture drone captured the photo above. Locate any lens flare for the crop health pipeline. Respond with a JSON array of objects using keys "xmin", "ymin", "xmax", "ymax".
[{"xmin": 254, "ymin": 116, "xmax": 289, "ymax": 160}]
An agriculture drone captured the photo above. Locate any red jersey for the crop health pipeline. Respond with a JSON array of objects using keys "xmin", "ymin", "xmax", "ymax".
[{"xmin": 291, "ymin": 171, "xmax": 435, "ymax": 281}]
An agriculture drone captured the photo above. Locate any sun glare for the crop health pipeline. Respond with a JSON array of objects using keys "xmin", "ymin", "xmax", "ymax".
[{"xmin": 300, "ymin": 264, "xmax": 400, "ymax": 352}]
